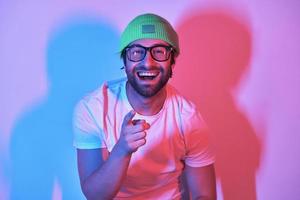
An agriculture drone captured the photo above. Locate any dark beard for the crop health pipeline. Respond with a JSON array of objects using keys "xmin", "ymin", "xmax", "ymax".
[{"xmin": 126, "ymin": 67, "xmax": 172, "ymax": 98}]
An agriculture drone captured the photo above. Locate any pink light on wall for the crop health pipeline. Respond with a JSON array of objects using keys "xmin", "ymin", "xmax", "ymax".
[{"xmin": 172, "ymin": 9, "xmax": 261, "ymax": 200}]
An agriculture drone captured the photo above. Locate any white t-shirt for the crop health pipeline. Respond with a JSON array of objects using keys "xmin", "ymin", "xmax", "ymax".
[{"xmin": 73, "ymin": 78, "xmax": 215, "ymax": 199}]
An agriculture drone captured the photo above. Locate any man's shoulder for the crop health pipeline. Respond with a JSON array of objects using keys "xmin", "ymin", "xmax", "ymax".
[
  {"xmin": 75, "ymin": 77, "xmax": 127, "ymax": 114},
  {"xmin": 106, "ymin": 77, "xmax": 127, "ymax": 92},
  {"xmin": 82, "ymin": 77, "xmax": 126, "ymax": 101},
  {"xmin": 166, "ymin": 84, "xmax": 198, "ymax": 113},
  {"xmin": 166, "ymin": 85, "xmax": 207, "ymax": 132}
]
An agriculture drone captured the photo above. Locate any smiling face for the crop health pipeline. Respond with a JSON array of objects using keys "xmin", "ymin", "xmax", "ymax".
[{"xmin": 124, "ymin": 39, "xmax": 175, "ymax": 98}]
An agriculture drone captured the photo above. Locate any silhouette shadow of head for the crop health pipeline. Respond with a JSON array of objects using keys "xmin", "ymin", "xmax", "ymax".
[
  {"xmin": 172, "ymin": 9, "xmax": 262, "ymax": 200},
  {"xmin": 10, "ymin": 16, "xmax": 122, "ymax": 199}
]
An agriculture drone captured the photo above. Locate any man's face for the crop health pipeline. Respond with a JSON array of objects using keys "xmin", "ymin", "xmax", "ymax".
[{"xmin": 124, "ymin": 39, "xmax": 174, "ymax": 97}]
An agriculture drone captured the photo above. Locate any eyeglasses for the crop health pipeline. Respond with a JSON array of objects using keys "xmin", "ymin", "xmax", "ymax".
[{"xmin": 125, "ymin": 44, "xmax": 173, "ymax": 62}]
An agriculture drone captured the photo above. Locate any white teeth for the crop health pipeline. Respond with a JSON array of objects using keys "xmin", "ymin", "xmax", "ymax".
[{"xmin": 138, "ymin": 72, "xmax": 158, "ymax": 76}]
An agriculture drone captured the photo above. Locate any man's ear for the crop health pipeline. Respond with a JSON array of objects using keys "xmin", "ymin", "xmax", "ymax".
[
  {"xmin": 171, "ymin": 54, "xmax": 177, "ymax": 67},
  {"xmin": 171, "ymin": 63, "xmax": 175, "ymax": 70}
]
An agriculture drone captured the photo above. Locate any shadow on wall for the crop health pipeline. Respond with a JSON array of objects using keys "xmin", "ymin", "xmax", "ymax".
[
  {"xmin": 172, "ymin": 9, "xmax": 262, "ymax": 200},
  {"xmin": 0, "ymin": 131, "xmax": 9, "ymax": 200},
  {"xmin": 9, "ymin": 16, "xmax": 123, "ymax": 199}
]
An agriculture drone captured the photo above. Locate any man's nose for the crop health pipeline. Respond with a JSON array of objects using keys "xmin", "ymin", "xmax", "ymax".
[{"xmin": 142, "ymin": 51, "xmax": 156, "ymax": 67}]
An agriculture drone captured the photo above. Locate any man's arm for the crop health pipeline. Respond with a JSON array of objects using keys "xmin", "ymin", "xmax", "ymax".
[
  {"xmin": 184, "ymin": 164, "xmax": 217, "ymax": 200},
  {"xmin": 77, "ymin": 147, "xmax": 131, "ymax": 200},
  {"xmin": 77, "ymin": 111, "xmax": 150, "ymax": 200}
]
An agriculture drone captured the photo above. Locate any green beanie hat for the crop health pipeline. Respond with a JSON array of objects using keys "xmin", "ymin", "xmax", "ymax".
[{"xmin": 120, "ymin": 13, "xmax": 180, "ymax": 55}]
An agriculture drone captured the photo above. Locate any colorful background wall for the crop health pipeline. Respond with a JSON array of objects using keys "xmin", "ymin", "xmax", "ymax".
[{"xmin": 1, "ymin": 1, "xmax": 299, "ymax": 199}]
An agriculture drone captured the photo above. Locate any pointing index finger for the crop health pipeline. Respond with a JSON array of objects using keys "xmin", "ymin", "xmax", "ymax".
[{"xmin": 122, "ymin": 110, "xmax": 136, "ymax": 126}]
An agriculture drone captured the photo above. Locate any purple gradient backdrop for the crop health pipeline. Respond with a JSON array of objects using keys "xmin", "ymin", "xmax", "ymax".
[{"xmin": 1, "ymin": 1, "xmax": 299, "ymax": 199}]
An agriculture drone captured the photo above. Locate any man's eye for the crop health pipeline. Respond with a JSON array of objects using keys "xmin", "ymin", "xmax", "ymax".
[
  {"xmin": 152, "ymin": 47, "xmax": 167, "ymax": 54},
  {"xmin": 153, "ymin": 49, "xmax": 166, "ymax": 54},
  {"xmin": 132, "ymin": 50, "xmax": 143, "ymax": 56}
]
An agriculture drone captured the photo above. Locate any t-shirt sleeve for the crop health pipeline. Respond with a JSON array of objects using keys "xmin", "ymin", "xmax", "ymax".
[
  {"xmin": 73, "ymin": 97, "xmax": 106, "ymax": 149},
  {"xmin": 182, "ymin": 109, "xmax": 216, "ymax": 167}
]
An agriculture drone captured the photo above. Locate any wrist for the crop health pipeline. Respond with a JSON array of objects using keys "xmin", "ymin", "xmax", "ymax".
[{"xmin": 113, "ymin": 142, "xmax": 133, "ymax": 157}]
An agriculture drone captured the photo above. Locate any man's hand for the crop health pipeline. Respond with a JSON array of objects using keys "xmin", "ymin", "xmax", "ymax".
[
  {"xmin": 77, "ymin": 110, "xmax": 150, "ymax": 200},
  {"xmin": 116, "ymin": 110, "xmax": 150, "ymax": 155}
]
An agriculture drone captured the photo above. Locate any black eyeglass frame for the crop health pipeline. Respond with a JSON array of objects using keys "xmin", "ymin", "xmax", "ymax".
[{"xmin": 125, "ymin": 44, "xmax": 174, "ymax": 62}]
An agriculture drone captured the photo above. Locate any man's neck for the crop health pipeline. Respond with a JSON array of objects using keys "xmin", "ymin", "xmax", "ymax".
[{"xmin": 126, "ymin": 82, "xmax": 167, "ymax": 116}]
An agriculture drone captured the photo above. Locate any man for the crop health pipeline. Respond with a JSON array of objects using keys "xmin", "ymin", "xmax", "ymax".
[{"xmin": 73, "ymin": 13, "xmax": 216, "ymax": 200}]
